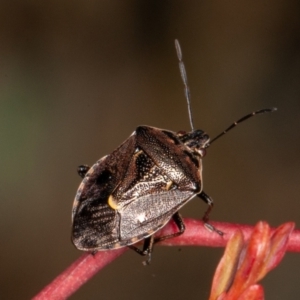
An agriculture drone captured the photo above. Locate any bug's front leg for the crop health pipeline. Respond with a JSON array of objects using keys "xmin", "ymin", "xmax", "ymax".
[
  {"xmin": 77, "ymin": 165, "xmax": 90, "ymax": 178},
  {"xmin": 198, "ymin": 191, "xmax": 224, "ymax": 236}
]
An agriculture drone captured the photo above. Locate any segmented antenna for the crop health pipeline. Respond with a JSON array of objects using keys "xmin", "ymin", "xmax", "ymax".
[
  {"xmin": 208, "ymin": 107, "xmax": 277, "ymax": 146},
  {"xmin": 175, "ymin": 39, "xmax": 194, "ymax": 131}
]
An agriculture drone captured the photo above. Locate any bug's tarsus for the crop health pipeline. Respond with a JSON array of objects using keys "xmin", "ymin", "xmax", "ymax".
[
  {"xmin": 143, "ymin": 236, "xmax": 154, "ymax": 265},
  {"xmin": 209, "ymin": 107, "xmax": 277, "ymax": 146},
  {"xmin": 204, "ymin": 223, "xmax": 224, "ymax": 236},
  {"xmin": 175, "ymin": 39, "xmax": 195, "ymax": 132},
  {"xmin": 198, "ymin": 191, "xmax": 224, "ymax": 236}
]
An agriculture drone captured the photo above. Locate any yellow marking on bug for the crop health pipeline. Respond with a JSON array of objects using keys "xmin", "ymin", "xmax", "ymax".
[
  {"xmin": 134, "ymin": 149, "xmax": 143, "ymax": 157},
  {"xmin": 166, "ymin": 181, "xmax": 173, "ymax": 191},
  {"xmin": 108, "ymin": 194, "xmax": 119, "ymax": 210}
]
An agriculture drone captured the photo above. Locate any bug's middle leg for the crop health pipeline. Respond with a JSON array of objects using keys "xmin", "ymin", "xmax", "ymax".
[
  {"xmin": 128, "ymin": 212, "xmax": 185, "ymax": 264},
  {"xmin": 154, "ymin": 212, "xmax": 185, "ymax": 243}
]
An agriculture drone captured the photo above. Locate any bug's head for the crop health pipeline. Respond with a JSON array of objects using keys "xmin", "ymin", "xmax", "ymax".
[{"xmin": 177, "ymin": 130, "xmax": 210, "ymax": 157}]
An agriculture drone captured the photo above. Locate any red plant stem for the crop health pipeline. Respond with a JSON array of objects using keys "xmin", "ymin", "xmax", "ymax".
[
  {"xmin": 158, "ymin": 219, "xmax": 300, "ymax": 252},
  {"xmin": 33, "ymin": 219, "xmax": 300, "ymax": 300},
  {"xmin": 33, "ymin": 248, "xmax": 127, "ymax": 300}
]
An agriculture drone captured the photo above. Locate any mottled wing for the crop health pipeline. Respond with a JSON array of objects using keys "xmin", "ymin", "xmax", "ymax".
[{"xmin": 71, "ymin": 133, "xmax": 136, "ymax": 251}]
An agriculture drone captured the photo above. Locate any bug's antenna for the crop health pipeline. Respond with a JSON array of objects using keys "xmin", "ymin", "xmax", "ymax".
[
  {"xmin": 175, "ymin": 39, "xmax": 195, "ymax": 131},
  {"xmin": 208, "ymin": 107, "xmax": 277, "ymax": 146}
]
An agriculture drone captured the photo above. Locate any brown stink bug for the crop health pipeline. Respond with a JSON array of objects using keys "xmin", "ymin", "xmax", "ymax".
[{"xmin": 71, "ymin": 40, "xmax": 276, "ymax": 264}]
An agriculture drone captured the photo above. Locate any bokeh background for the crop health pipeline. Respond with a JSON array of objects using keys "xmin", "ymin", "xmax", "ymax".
[{"xmin": 0, "ymin": 1, "xmax": 299, "ymax": 299}]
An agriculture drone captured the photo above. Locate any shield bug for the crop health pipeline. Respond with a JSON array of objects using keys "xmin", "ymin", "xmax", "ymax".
[{"xmin": 71, "ymin": 39, "xmax": 276, "ymax": 264}]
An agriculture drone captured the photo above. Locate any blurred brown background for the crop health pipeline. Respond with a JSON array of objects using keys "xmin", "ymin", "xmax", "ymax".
[{"xmin": 0, "ymin": 1, "xmax": 299, "ymax": 299}]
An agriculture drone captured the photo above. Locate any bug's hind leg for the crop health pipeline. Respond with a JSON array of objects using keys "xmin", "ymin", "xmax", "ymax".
[
  {"xmin": 198, "ymin": 191, "xmax": 223, "ymax": 236},
  {"xmin": 154, "ymin": 212, "xmax": 185, "ymax": 243},
  {"xmin": 77, "ymin": 165, "xmax": 90, "ymax": 178},
  {"xmin": 129, "ymin": 235, "xmax": 154, "ymax": 265}
]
